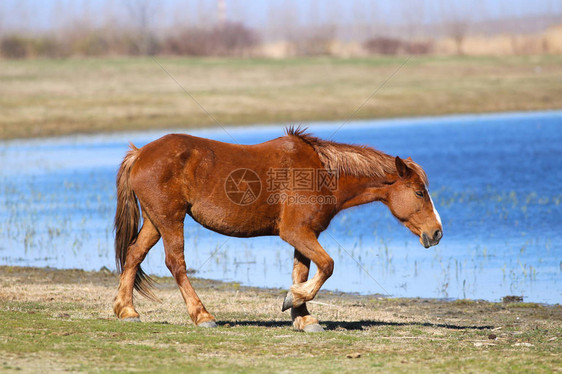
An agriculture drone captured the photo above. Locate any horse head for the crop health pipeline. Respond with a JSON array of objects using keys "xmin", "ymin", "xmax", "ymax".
[{"xmin": 385, "ymin": 156, "xmax": 443, "ymax": 248}]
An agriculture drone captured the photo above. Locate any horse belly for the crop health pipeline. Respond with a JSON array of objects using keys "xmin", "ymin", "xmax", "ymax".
[{"xmin": 188, "ymin": 202, "xmax": 278, "ymax": 238}]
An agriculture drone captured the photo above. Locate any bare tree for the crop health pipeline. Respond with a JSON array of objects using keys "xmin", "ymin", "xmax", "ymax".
[
  {"xmin": 440, "ymin": 0, "xmax": 470, "ymax": 55},
  {"xmin": 325, "ymin": 0, "xmax": 341, "ymax": 39},
  {"xmin": 278, "ymin": 0, "xmax": 300, "ymax": 42},
  {"xmin": 367, "ymin": 0, "xmax": 388, "ymax": 39},
  {"xmin": 352, "ymin": 0, "xmax": 368, "ymax": 41},
  {"xmin": 0, "ymin": 2, "xmax": 3, "ymax": 36},
  {"xmin": 217, "ymin": 0, "xmax": 226, "ymax": 27},
  {"xmin": 449, "ymin": 21, "xmax": 469, "ymax": 55},
  {"xmin": 265, "ymin": 1, "xmax": 279, "ymax": 41},
  {"xmin": 125, "ymin": 0, "xmax": 157, "ymax": 55},
  {"xmin": 229, "ymin": 0, "xmax": 246, "ymax": 26},
  {"xmin": 6, "ymin": 0, "xmax": 31, "ymax": 34},
  {"xmin": 195, "ymin": 0, "xmax": 213, "ymax": 28},
  {"xmin": 402, "ymin": 0, "xmax": 426, "ymax": 41}
]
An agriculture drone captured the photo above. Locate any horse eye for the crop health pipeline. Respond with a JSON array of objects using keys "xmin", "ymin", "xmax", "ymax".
[{"xmin": 415, "ymin": 191, "xmax": 424, "ymax": 198}]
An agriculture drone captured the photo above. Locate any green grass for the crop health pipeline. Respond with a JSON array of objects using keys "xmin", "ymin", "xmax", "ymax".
[
  {"xmin": 1, "ymin": 55, "xmax": 561, "ymax": 139},
  {"xmin": 0, "ymin": 266, "xmax": 560, "ymax": 373},
  {"xmin": 1, "ymin": 305, "xmax": 560, "ymax": 373}
]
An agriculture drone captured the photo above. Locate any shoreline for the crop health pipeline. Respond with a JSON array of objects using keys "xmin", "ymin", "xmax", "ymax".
[
  {"xmin": 1, "ymin": 108, "xmax": 561, "ymax": 144},
  {"xmin": 2, "ymin": 264, "xmax": 559, "ymax": 307}
]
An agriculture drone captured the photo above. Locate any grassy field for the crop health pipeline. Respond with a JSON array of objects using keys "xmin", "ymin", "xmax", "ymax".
[
  {"xmin": 0, "ymin": 266, "xmax": 560, "ymax": 373},
  {"xmin": 1, "ymin": 55, "xmax": 561, "ymax": 139}
]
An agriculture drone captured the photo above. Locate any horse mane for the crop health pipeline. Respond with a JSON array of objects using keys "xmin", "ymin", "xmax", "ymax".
[{"xmin": 285, "ymin": 125, "xmax": 428, "ymax": 184}]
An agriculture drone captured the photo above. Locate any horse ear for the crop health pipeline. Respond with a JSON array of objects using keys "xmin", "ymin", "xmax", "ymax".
[{"xmin": 395, "ymin": 156, "xmax": 412, "ymax": 179}]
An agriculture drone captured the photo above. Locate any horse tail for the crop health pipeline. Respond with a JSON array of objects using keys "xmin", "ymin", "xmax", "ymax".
[{"xmin": 114, "ymin": 143, "xmax": 159, "ymax": 302}]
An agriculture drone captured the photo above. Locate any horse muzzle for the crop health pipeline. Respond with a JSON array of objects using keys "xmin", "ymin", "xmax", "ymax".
[{"xmin": 421, "ymin": 229, "xmax": 443, "ymax": 248}]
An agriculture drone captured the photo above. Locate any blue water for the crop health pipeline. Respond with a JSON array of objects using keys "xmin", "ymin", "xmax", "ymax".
[{"xmin": 1, "ymin": 111, "xmax": 561, "ymax": 304}]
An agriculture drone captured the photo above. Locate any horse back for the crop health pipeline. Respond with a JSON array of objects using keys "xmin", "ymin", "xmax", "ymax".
[{"xmin": 129, "ymin": 133, "xmax": 327, "ymax": 237}]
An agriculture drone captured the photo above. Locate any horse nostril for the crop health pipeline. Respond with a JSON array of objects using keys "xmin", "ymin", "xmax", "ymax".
[{"xmin": 434, "ymin": 229, "xmax": 442, "ymax": 241}]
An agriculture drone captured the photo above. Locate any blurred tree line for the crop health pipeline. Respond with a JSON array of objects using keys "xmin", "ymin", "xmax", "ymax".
[
  {"xmin": 0, "ymin": 21, "xmax": 259, "ymax": 58},
  {"xmin": 0, "ymin": 0, "xmax": 561, "ymax": 58}
]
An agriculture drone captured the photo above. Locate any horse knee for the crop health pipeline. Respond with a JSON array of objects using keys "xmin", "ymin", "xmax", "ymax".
[
  {"xmin": 125, "ymin": 244, "xmax": 143, "ymax": 265},
  {"xmin": 164, "ymin": 254, "xmax": 178, "ymax": 274},
  {"xmin": 164, "ymin": 255, "xmax": 174, "ymax": 272},
  {"xmin": 321, "ymin": 257, "xmax": 334, "ymax": 278},
  {"xmin": 165, "ymin": 253, "xmax": 186, "ymax": 279}
]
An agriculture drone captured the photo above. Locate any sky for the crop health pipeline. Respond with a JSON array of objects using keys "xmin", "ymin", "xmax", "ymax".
[{"xmin": 1, "ymin": 0, "xmax": 560, "ymax": 34}]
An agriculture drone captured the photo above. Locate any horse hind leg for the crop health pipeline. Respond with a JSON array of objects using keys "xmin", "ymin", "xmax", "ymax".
[
  {"xmin": 159, "ymin": 221, "xmax": 216, "ymax": 327},
  {"xmin": 114, "ymin": 212, "xmax": 161, "ymax": 320},
  {"xmin": 290, "ymin": 249, "xmax": 324, "ymax": 332}
]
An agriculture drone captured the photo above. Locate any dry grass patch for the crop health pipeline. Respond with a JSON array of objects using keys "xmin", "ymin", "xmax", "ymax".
[{"xmin": 1, "ymin": 56, "xmax": 561, "ymax": 139}]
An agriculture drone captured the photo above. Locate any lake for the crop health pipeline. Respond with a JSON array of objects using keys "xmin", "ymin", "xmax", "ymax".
[{"xmin": 1, "ymin": 111, "xmax": 561, "ymax": 304}]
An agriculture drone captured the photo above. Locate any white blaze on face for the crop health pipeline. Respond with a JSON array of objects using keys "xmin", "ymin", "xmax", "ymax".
[{"xmin": 428, "ymin": 193, "xmax": 442, "ymax": 226}]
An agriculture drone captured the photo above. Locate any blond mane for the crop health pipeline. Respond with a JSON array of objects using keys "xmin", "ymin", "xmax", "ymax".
[{"xmin": 285, "ymin": 126, "xmax": 428, "ymax": 184}]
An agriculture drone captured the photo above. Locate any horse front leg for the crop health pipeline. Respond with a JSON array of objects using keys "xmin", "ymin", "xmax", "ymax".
[
  {"xmin": 281, "ymin": 229, "xmax": 334, "ymax": 331},
  {"xmin": 290, "ymin": 248, "xmax": 324, "ymax": 332}
]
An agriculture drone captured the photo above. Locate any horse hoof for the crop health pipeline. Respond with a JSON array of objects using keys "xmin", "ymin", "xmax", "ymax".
[
  {"xmin": 198, "ymin": 321, "xmax": 217, "ymax": 328},
  {"xmin": 282, "ymin": 292, "xmax": 293, "ymax": 312},
  {"xmin": 122, "ymin": 317, "xmax": 141, "ymax": 322},
  {"xmin": 303, "ymin": 323, "xmax": 324, "ymax": 333}
]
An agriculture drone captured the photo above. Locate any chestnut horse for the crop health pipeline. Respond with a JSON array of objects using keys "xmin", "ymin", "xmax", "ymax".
[{"xmin": 113, "ymin": 127, "xmax": 442, "ymax": 332}]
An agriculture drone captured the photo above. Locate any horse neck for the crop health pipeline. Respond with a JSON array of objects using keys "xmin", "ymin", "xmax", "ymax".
[{"xmin": 335, "ymin": 172, "xmax": 398, "ymax": 211}]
